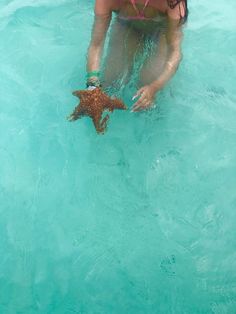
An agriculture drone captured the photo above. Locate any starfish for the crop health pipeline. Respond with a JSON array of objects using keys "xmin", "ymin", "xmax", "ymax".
[{"xmin": 67, "ymin": 88, "xmax": 127, "ymax": 134}]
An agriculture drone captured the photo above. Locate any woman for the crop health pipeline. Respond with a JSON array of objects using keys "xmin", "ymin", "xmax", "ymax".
[{"xmin": 86, "ymin": 0, "xmax": 188, "ymax": 112}]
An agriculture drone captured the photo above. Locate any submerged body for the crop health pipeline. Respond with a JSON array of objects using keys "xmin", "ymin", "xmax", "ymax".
[{"xmin": 86, "ymin": 0, "xmax": 188, "ymax": 111}]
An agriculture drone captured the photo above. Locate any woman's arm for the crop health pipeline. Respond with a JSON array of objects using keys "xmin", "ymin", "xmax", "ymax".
[
  {"xmin": 150, "ymin": 3, "xmax": 185, "ymax": 91},
  {"xmin": 86, "ymin": 0, "xmax": 112, "ymax": 79},
  {"xmin": 132, "ymin": 2, "xmax": 186, "ymax": 111}
]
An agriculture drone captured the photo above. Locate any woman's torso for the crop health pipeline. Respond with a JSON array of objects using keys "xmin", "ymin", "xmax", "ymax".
[{"xmin": 111, "ymin": 0, "xmax": 168, "ymax": 32}]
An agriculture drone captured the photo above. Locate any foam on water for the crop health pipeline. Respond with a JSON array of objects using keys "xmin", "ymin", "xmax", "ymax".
[{"xmin": 0, "ymin": 0, "xmax": 236, "ymax": 313}]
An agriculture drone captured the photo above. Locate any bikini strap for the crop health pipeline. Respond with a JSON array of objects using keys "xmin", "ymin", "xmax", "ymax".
[
  {"xmin": 130, "ymin": 0, "xmax": 140, "ymax": 16},
  {"xmin": 143, "ymin": 0, "xmax": 150, "ymax": 10},
  {"xmin": 130, "ymin": 0, "xmax": 151, "ymax": 17}
]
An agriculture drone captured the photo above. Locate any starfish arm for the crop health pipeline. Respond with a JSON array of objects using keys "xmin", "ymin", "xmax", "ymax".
[
  {"xmin": 111, "ymin": 99, "xmax": 127, "ymax": 110},
  {"xmin": 100, "ymin": 114, "xmax": 110, "ymax": 132},
  {"xmin": 72, "ymin": 90, "xmax": 90, "ymax": 98},
  {"xmin": 92, "ymin": 112, "xmax": 105, "ymax": 134},
  {"xmin": 103, "ymin": 95, "xmax": 127, "ymax": 112},
  {"xmin": 67, "ymin": 104, "xmax": 84, "ymax": 121}
]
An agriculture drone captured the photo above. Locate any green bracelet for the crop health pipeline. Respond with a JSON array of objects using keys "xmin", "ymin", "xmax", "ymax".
[{"xmin": 86, "ymin": 70, "xmax": 100, "ymax": 79}]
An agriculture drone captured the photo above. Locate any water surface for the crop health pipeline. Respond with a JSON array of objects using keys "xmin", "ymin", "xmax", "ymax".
[{"xmin": 0, "ymin": 0, "xmax": 236, "ymax": 313}]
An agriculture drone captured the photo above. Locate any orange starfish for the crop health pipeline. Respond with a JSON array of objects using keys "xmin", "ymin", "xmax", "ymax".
[{"xmin": 67, "ymin": 88, "xmax": 127, "ymax": 134}]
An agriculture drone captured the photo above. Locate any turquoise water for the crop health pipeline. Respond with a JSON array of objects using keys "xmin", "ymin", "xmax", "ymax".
[{"xmin": 0, "ymin": 0, "xmax": 236, "ymax": 313}]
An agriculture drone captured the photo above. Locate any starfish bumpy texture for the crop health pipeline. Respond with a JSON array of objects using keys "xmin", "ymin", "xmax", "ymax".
[{"xmin": 67, "ymin": 88, "xmax": 127, "ymax": 134}]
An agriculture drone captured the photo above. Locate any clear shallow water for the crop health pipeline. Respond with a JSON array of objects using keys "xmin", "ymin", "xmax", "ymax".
[{"xmin": 0, "ymin": 0, "xmax": 236, "ymax": 313}]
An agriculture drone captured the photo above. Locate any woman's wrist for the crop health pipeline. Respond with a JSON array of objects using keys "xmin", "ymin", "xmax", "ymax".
[
  {"xmin": 150, "ymin": 80, "xmax": 164, "ymax": 92},
  {"xmin": 86, "ymin": 70, "xmax": 102, "ymax": 88},
  {"xmin": 86, "ymin": 78, "xmax": 102, "ymax": 88}
]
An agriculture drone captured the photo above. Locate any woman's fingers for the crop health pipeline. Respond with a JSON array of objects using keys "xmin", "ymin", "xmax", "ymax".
[
  {"xmin": 132, "ymin": 98, "xmax": 151, "ymax": 112},
  {"xmin": 132, "ymin": 87, "xmax": 145, "ymax": 100},
  {"xmin": 131, "ymin": 93, "xmax": 147, "ymax": 112},
  {"xmin": 132, "ymin": 103, "xmax": 149, "ymax": 112},
  {"xmin": 131, "ymin": 85, "xmax": 156, "ymax": 112}
]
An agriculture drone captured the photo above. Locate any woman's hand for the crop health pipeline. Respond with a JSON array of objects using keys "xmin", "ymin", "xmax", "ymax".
[{"xmin": 131, "ymin": 85, "xmax": 157, "ymax": 112}]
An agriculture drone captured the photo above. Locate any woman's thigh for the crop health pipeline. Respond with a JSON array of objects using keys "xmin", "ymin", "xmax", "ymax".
[
  {"xmin": 139, "ymin": 33, "xmax": 168, "ymax": 87},
  {"xmin": 102, "ymin": 19, "xmax": 143, "ymax": 88}
]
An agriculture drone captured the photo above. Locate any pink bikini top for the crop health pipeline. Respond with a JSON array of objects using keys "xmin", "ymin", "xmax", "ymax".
[
  {"xmin": 119, "ymin": 0, "xmax": 152, "ymax": 20},
  {"xmin": 118, "ymin": 0, "xmax": 188, "ymax": 23}
]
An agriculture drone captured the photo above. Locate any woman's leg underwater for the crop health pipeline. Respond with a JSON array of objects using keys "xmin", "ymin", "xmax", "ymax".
[
  {"xmin": 102, "ymin": 20, "xmax": 143, "ymax": 89},
  {"xmin": 139, "ymin": 33, "xmax": 168, "ymax": 87}
]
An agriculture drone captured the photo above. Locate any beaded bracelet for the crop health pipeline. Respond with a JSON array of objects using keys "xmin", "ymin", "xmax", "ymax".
[{"xmin": 86, "ymin": 79, "xmax": 102, "ymax": 89}]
